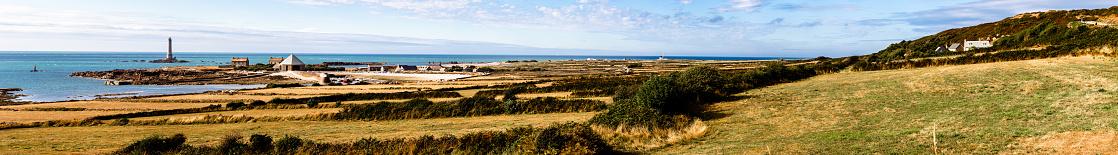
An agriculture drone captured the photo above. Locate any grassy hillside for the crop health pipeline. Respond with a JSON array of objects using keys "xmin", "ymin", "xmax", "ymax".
[
  {"xmin": 655, "ymin": 56, "xmax": 1118, "ymax": 154},
  {"xmin": 866, "ymin": 6, "xmax": 1118, "ymax": 63}
]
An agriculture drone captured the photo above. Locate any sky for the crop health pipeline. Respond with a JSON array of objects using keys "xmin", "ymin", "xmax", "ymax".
[{"xmin": 0, "ymin": 0, "xmax": 1114, "ymax": 57}]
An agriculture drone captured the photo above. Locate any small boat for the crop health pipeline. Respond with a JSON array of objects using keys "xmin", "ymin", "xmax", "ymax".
[{"xmin": 30, "ymin": 65, "xmax": 42, "ymax": 72}]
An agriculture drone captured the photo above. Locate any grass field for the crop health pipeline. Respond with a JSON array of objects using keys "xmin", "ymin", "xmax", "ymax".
[
  {"xmin": 128, "ymin": 108, "xmax": 344, "ymax": 121},
  {"xmin": 0, "ymin": 112, "xmax": 597, "ymax": 154},
  {"xmin": 655, "ymin": 56, "xmax": 1118, "ymax": 154},
  {"xmin": 0, "ymin": 111, "xmax": 136, "ymax": 123}
]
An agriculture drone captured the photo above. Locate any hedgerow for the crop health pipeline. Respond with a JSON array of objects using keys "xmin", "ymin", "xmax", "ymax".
[{"xmin": 115, "ymin": 122, "xmax": 612, "ymax": 154}]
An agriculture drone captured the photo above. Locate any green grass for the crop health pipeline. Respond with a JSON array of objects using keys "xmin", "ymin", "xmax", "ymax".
[{"xmin": 654, "ymin": 57, "xmax": 1118, "ymax": 154}]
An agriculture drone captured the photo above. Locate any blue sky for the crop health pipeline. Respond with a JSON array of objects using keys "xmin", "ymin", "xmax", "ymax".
[{"xmin": 0, "ymin": 0, "xmax": 1113, "ymax": 57}]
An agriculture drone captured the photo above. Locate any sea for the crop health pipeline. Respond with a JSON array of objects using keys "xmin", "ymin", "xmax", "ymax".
[{"xmin": 0, "ymin": 51, "xmax": 794, "ymax": 102}]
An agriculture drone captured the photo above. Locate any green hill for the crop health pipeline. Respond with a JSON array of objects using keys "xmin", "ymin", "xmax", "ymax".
[
  {"xmin": 860, "ymin": 6, "xmax": 1118, "ymax": 66},
  {"xmin": 657, "ymin": 55, "xmax": 1118, "ymax": 154}
]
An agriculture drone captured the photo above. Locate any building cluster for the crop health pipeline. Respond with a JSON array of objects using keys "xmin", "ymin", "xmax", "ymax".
[
  {"xmin": 229, "ymin": 55, "xmax": 493, "ymax": 72},
  {"xmin": 934, "ymin": 35, "xmax": 1007, "ymax": 52}
]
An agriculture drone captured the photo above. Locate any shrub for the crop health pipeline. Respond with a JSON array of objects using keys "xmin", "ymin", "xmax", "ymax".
[
  {"xmin": 611, "ymin": 84, "xmax": 641, "ymax": 101},
  {"xmin": 588, "ymin": 99, "xmax": 672, "ymax": 128},
  {"xmin": 115, "ymin": 134, "xmax": 186, "ymax": 154},
  {"xmin": 503, "ymin": 86, "xmax": 527, "ymax": 101},
  {"xmin": 250, "ymin": 100, "xmax": 267, "ymax": 106},
  {"xmin": 503, "ymin": 100, "xmax": 519, "ymax": 114},
  {"xmin": 249, "ymin": 134, "xmax": 273, "ymax": 153},
  {"xmin": 305, "ymin": 99, "xmax": 318, "ymax": 107},
  {"xmin": 675, "ymin": 66, "xmax": 730, "ymax": 103},
  {"xmin": 218, "ymin": 134, "xmax": 245, "ymax": 154},
  {"xmin": 635, "ymin": 76, "xmax": 682, "ymax": 114},
  {"xmin": 225, "ymin": 102, "xmax": 246, "ymax": 109},
  {"xmin": 534, "ymin": 122, "xmax": 611, "ymax": 154},
  {"xmin": 273, "ymin": 136, "xmax": 303, "ymax": 152}
]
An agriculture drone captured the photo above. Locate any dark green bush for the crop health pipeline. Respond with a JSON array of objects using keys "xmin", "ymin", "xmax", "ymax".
[
  {"xmin": 635, "ymin": 76, "xmax": 683, "ymax": 114},
  {"xmin": 502, "ymin": 86, "xmax": 527, "ymax": 101},
  {"xmin": 273, "ymin": 136, "xmax": 303, "ymax": 152},
  {"xmin": 305, "ymin": 99, "xmax": 318, "ymax": 107},
  {"xmin": 115, "ymin": 134, "xmax": 186, "ymax": 154},
  {"xmin": 218, "ymin": 134, "xmax": 246, "ymax": 154},
  {"xmin": 250, "ymin": 100, "xmax": 267, "ymax": 106},
  {"xmin": 249, "ymin": 134, "xmax": 273, "ymax": 153},
  {"xmin": 226, "ymin": 102, "xmax": 246, "ymax": 109}
]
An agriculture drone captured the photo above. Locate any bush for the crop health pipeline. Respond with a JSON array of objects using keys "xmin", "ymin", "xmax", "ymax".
[
  {"xmin": 305, "ymin": 99, "xmax": 318, "ymax": 107},
  {"xmin": 502, "ymin": 86, "xmax": 527, "ymax": 101},
  {"xmin": 115, "ymin": 134, "xmax": 186, "ymax": 154},
  {"xmin": 273, "ymin": 136, "xmax": 303, "ymax": 152},
  {"xmin": 635, "ymin": 76, "xmax": 682, "ymax": 114},
  {"xmin": 249, "ymin": 134, "xmax": 273, "ymax": 153},
  {"xmin": 225, "ymin": 102, "xmax": 246, "ymax": 109},
  {"xmin": 218, "ymin": 134, "xmax": 246, "ymax": 154},
  {"xmin": 674, "ymin": 66, "xmax": 730, "ymax": 103},
  {"xmin": 250, "ymin": 100, "xmax": 267, "ymax": 106},
  {"xmin": 588, "ymin": 99, "xmax": 673, "ymax": 128},
  {"xmin": 503, "ymin": 100, "xmax": 520, "ymax": 114},
  {"xmin": 611, "ymin": 84, "xmax": 641, "ymax": 101},
  {"xmin": 534, "ymin": 123, "xmax": 611, "ymax": 154}
]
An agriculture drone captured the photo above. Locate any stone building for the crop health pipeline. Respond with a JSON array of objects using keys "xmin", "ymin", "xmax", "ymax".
[
  {"xmin": 273, "ymin": 54, "xmax": 306, "ymax": 71},
  {"xmin": 231, "ymin": 57, "xmax": 249, "ymax": 66},
  {"xmin": 268, "ymin": 57, "xmax": 284, "ymax": 65}
]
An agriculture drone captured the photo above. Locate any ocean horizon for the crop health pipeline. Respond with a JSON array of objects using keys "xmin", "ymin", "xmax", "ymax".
[{"xmin": 0, "ymin": 51, "xmax": 801, "ymax": 102}]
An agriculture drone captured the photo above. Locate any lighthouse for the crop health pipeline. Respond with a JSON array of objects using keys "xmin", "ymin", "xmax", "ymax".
[
  {"xmin": 149, "ymin": 37, "xmax": 189, "ymax": 63},
  {"xmin": 167, "ymin": 37, "xmax": 173, "ymax": 59}
]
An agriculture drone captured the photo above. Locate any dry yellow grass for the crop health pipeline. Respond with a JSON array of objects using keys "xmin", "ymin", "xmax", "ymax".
[
  {"xmin": 129, "ymin": 108, "xmax": 344, "ymax": 121},
  {"xmin": 594, "ymin": 119, "xmax": 708, "ymax": 151},
  {"xmin": 334, "ymin": 97, "xmax": 463, "ymax": 104},
  {"xmin": 579, "ymin": 97, "xmax": 614, "ymax": 103},
  {"xmin": 1008, "ymin": 131, "xmax": 1118, "ymax": 154},
  {"xmin": 0, "ymin": 112, "xmax": 597, "ymax": 154},
  {"xmin": 654, "ymin": 56, "xmax": 1118, "ymax": 154},
  {"xmin": 239, "ymin": 87, "xmax": 411, "ymax": 95},
  {"xmin": 453, "ymin": 88, "xmax": 493, "ymax": 97},
  {"xmin": 144, "ymin": 94, "xmax": 324, "ymax": 101},
  {"xmin": 436, "ymin": 80, "xmax": 535, "ymax": 86},
  {"xmin": 0, "ymin": 101, "xmax": 221, "ymax": 110},
  {"xmin": 516, "ymin": 92, "xmax": 573, "ymax": 98},
  {"xmin": 0, "ymin": 111, "xmax": 138, "ymax": 123}
]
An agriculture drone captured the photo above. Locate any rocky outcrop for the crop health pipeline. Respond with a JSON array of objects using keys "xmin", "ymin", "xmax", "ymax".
[{"xmin": 70, "ymin": 69, "xmax": 248, "ymax": 85}]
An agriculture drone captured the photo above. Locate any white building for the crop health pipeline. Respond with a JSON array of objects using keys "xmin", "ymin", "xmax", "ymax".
[{"xmin": 964, "ymin": 40, "xmax": 992, "ymax": 51}]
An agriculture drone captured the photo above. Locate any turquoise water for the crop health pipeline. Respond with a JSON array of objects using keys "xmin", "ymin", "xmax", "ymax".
[{"xmin": 0, "ymin": 51, "xmax": 792, "ymax": 102}]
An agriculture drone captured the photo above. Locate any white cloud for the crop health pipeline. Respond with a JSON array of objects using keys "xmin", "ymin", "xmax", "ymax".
[
  {"xmin": 678, "ymin": 0, "xmax": 693, "ymax": 5},
  {"xmin": 714, "ymin": 0, "xmax": 765, "ymax": 12},
  {"xmin": 899, "ymin": 0, "xmax": 1118, "ymax": 32},
  {"xmin": 0, "ymin": 4, "xmax": 581, "ymax": 54},
  {"xmin": 343, "ymin": 0, "xmax": 768, "ymax": 46}
]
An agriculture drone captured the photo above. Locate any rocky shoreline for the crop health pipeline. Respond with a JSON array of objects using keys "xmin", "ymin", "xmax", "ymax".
[{"xmin": 70, "ymin": 69, "xmax": 311, "ymax": 85}]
